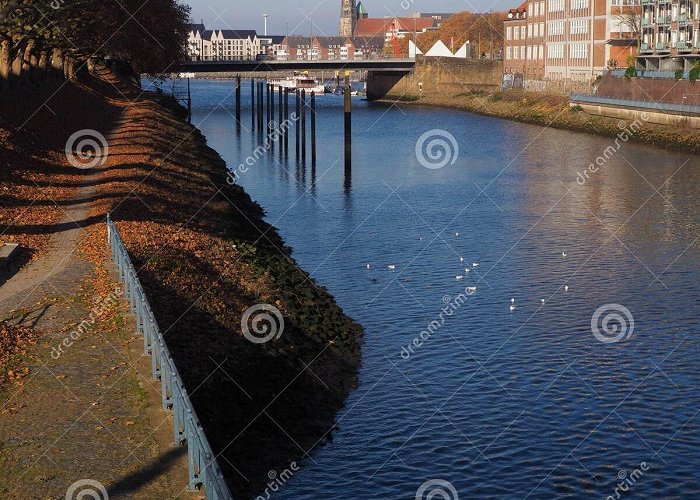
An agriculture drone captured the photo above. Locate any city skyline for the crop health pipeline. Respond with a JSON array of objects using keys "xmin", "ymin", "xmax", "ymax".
[{"xmin": 186, "ymin": 0, "xmax": 516, "ymax": 36}]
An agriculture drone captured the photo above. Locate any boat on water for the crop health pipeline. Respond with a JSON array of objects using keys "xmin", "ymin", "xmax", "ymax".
[{"xmin": 269, "ymin": 75, "xmax": 325, "ymax": 94}]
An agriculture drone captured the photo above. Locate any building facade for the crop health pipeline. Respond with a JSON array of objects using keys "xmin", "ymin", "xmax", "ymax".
[
  {"xmin": 638, "ymin": 0, "xmax": 700, "ymax": 70},
  {"xmin": 339, "ymin": 0, "xmax": 358, "ymax": 37},
  {"xmin": 502, "ymin": 0, "xmax": 639, "ymax": 82},
  {"xmin": 504, "ymin": 3, "xmax": 530, "ymax": 74}
]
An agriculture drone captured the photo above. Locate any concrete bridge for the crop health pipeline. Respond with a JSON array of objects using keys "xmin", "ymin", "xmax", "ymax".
[{"xmin": 178, "ymin": 59, "xmax": 415, "ymax": 100}]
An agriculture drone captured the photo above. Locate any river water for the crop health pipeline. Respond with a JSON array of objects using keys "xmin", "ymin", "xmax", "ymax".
[{"xmin": 185, "ymin": 78, "xmax": 700, "ymax": 499}]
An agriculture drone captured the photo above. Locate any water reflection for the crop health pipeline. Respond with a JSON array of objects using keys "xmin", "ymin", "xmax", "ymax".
[{"xmin": 185, "ymin": 78, "xmax": 700, "ymax": 499}]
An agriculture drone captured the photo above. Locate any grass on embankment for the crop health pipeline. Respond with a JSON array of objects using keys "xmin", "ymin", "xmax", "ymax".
[{"xmin": 382, "ymin": 89, "xmax": 700, "ymax": 154}]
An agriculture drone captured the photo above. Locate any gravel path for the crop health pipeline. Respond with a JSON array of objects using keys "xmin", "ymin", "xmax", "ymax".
[{"xmin": 0, "ymin": 108, "xmax": 193, "ymax": 499}]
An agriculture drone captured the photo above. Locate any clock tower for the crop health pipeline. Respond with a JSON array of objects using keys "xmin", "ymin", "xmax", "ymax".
[{"xmin": 339, "ymin": 0, "xmax": 357, "ymax": 37}]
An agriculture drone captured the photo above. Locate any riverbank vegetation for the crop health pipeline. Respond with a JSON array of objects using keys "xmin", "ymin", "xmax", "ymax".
[
  {"xmin": 383, "ymin": 89, "xmax": 700, "ymax": 154},
  {"xmin": 1, "ymin": 60, "xmax": 363, "ymax": 496}
]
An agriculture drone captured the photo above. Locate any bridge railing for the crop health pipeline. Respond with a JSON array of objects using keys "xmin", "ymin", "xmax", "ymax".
[
  {"xmin": 107, "ymin": 215, "xmax": 233, "ymax": 500},
  {"xmin": 185, "ymin": 55, "xmax": 412, "ymax": 63}
]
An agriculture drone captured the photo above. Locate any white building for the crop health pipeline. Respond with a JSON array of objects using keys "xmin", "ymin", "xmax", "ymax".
[{"xmin": 185, "ymin": 24, "xmax": 285, "ymax": 61}]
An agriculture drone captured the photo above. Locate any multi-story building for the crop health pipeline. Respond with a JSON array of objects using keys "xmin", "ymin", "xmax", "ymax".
[
  {"xmin": 315, "ymin": 37, "xmax": 356, "ymax": 60},
  {"xmin": 503, "ymin": 0, "xmax": 639, "ymax": 82},
  {"xmin": 504, "ymin": 3, "xmax": 529, "ymax": 74},
  {"xmin": 281, "ymin": 36, "xmax": 383, "ymax": 60},
  {"xmin": 185, "ymin": 26, "xmax": 288, "ymax": 61},
  {"xmin": 638, "ymin": 0, "xmax": 699, "ymax": 70}
]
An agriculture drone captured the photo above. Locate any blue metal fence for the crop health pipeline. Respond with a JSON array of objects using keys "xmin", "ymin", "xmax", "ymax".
[
  {"xmin": 570, "ymin": 93, "xmax": 700, "ymax": 115},
  {"xmin": 107, "ymin": 215, "xmax": 233, "ymax": 500}
]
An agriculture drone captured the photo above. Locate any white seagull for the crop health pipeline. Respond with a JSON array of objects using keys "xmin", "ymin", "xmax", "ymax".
[
  {"xmin": 456, "ymin": 275, "xmax": 464, "ymax": 281},
  {"xmin": 366, "ymin": 264, "xmax": 371, "ymax": 270},
  {"xmin": 510, "ymin": 304, "xmax": 516, "ymax": 312},
  {"xmin": 388, "ymin": 264, "xmax": 396, "ymax": 270},
  {"xmin": 562, "ymin": 252, "xmax": 568, "ymax": 257},
  {"xmin": 472, "ymin": 262, "xmax": 479, "ymax": 268},
  {"xmin": 564, "ymin": 285, "xmax": 569, "ymax": 292},
  {"xmin": 467, "ymin": 286, "xmax": 477, "ymax": 293},
  {"xmin": 541, "ymin": 299, "xmax": 546, "ymax": 304}
]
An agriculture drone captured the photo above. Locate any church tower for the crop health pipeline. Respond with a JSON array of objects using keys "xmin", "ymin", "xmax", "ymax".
[{"xmin": 339, "ymin": 0, "xmax": 357, "ymax": 37}]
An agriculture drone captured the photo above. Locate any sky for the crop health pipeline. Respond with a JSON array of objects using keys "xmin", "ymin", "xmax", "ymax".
[{"xmin": 186, "ymin": 0, "xmax": 514, "ymax": 37}]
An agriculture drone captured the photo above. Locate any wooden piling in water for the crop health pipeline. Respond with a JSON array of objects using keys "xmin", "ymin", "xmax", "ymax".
[
  {"xmin": 235, "ymin": 75, "xmax": 241, "ymax": 125},
  {"xmin": 284, "ymin": 89, "xmax": 289, "ymax": 155},
  {"xmin": 295, "ymin": 89, "xmax": 300, "ymax": 159},
  {"xmin": 311, "ymin": 91, "xmax": 316, "ymax": 166},
  {"xmin": 251, "ymin": 78, "xmax": 255, "ymax": 127},
  {"xmin": 258, "ymin": 82, "xmax": 264, "ymax": 131},
  {"xmin": 344, "ymin": 74, "xmax": 352, "ymax": 171},
  {"xmin": 301, "ymin": 89, "xmax": 306, "ymax": 164},
  {"xmin": 265, "ymin": 83, "xmax": 268, "ymax": 127},
  {"xmin": 187, "ymin": 77, "xmax": 192, "ymax": 124},
  {"xmin": 278, "ymin": 86, "xmax": 283, "ymax": 125}
]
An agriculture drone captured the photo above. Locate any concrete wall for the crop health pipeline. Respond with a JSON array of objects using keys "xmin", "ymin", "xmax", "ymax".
[
  {"xmin": 575, "ymin": 102, "xmax": 700, "ymax": 128},
  {"xmin": 384, "ymin": 57, "xmax": 502, "ymax": 97},
  {"xmin": 596, "ymin": 73, "xmax": 700, "ymax": 106}
]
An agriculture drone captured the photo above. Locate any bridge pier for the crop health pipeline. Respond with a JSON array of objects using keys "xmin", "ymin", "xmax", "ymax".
[{"xmin": 366, "ymin": 70, "xmax": 410, "ymax": 101}]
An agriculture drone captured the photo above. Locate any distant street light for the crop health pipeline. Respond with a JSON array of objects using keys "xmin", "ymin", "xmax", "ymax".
[{"xmin": 263, "ymin": 14, "xmax": 269, "ymax": 36}]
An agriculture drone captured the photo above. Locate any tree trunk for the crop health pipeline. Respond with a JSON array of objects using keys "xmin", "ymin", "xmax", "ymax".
[
  {"xmin": 51, "ymin": 47, "xmax": 64, "ymax": 79},
  {"xmin": 38, "ymin": 51, "xmax": 48, "ymax": 82},
  {"xmin": 22, "ymin": 41, "xmax": 34, "ymax": 83},
  {"xmin": 0, "ymin": 40, "xmax": 10, "ymax": 92}
]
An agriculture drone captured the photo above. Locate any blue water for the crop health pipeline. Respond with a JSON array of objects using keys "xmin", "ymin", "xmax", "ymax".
[{"xmin": 183, "ymin": 78, "xmax": 700, "ymax": 499}]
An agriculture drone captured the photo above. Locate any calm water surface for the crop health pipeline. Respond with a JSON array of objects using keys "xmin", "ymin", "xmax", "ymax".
[{"xmin": 182, "ymin": 79, "xmax": 700, "ymax": 499}]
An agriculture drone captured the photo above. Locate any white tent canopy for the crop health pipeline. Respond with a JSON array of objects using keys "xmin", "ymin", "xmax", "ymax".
[
  {"xmin": 409, "ymin": 40, "xmax": 423, "ymax": 59},
  {"xmin": 425, "ymin": 40, "xmax": 454, "ymax": 58},
  {"xmin": 454, "ymin": 42, "xmax": 470, "ymax": 59}
]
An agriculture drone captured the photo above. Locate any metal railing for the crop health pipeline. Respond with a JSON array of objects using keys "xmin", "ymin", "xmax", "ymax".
[
  {"xmin": 107, "ymin": 216, "xmax": 233, "ymax": 500},
  {"xmin": 571, "ymin": 93, "xmax": 700, "ymax": 115},
  {"xmin": 606, "ymin": 69, "xmax": 678, "ymax": 78}
]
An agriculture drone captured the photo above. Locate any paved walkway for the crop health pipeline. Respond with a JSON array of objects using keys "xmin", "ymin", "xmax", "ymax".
[{"xmin": 0, "ymin": 112, "xmax": 192, "ymax": 499}]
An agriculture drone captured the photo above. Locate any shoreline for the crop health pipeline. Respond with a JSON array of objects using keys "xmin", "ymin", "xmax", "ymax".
[
  {"xmin": 378, "ymin": 90, "xmax": 700, "ymax": 155},
  {"xmin": 0, "ymin": 69, "xmax": 363, "ymax": 498}
]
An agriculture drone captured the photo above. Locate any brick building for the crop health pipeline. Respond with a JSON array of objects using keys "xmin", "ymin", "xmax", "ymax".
[{"xmin": 638, "ymin": 0, "xmax": 700, "ymax": 70}]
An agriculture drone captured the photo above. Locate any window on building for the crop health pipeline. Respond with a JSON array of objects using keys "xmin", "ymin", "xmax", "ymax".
[
  {"xmin": 506, "ymin": 46, "xmax": 512, "ymax": 59},
  {"xmin": 514, "ymin": 26, "xmax": 520, "ymax": 39},
  {"xmin": 548, "ymin": 0, "xmax": 564, "ymax": 12},
  {"xmin": 548, "ymin": 20, "xmax": 565, "ymax": 36},
  {"xmin": 514, "ymin": 46, "xmax": 520, "ymax": 59},
  {"xmin": 507, "ymin": 26, "xmax": 513, "ymax": 39}
]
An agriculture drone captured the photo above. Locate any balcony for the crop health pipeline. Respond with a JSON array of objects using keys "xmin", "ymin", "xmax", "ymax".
[
  {"xmin": 676, "ymin": 40, "xmax": 691, "ymax": 49},
  {"xmin": 641, "ymin": 42, "xmax": 651, "ymax": 50},
  {"xmin": 656, "ymin": 42, "xmax": 670, "ymax": 50},
  {"xmin": 676, "ymin": 14, "xmax": 688, "ymax": 22}
]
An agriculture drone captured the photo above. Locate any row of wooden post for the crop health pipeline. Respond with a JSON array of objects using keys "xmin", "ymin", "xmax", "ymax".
[{"xmin": 232, "ymin": 74, "xmax": 351, "ymax": 170}]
